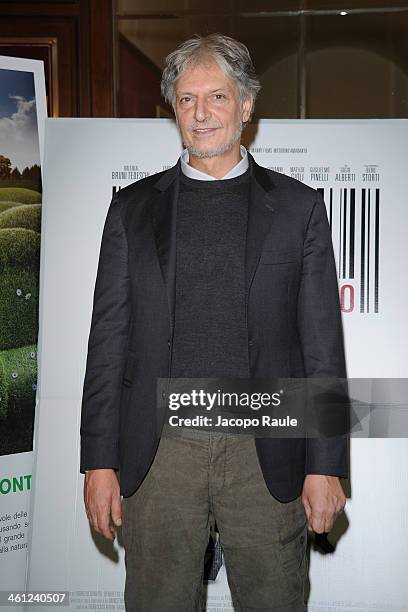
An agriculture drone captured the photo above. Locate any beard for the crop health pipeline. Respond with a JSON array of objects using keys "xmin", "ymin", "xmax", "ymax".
[{"xmin": 185, "ymin": 122, "xmax": 243, "ymax": 159}]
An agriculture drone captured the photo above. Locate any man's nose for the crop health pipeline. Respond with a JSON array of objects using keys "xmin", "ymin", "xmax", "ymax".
[{"xmin": 194, "ymin": 98, "xmax": 210, "ymax": 122}]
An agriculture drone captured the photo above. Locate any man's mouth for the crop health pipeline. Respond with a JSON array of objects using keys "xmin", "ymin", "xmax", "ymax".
[{"xmin": 191, "ymin": 127, "xmax": 220, "ymax": 136}]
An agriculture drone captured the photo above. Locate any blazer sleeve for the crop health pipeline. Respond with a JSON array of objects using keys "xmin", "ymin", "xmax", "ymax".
[
  {"xmin": 296, "ymin": 190, "xmax": 349, "ymax": 478},
  {"xmin": 80, "ymin": 193, "xmax": 131, "ymax": 472}
]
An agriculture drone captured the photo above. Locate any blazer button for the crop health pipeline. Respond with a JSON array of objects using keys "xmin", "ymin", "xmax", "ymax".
[
  {"xmin": 167, "ymin": 339, "xmax": 171, "ymax": 349},
  {"xmin": 248, "ymin": 339, "xmax": 254, "ymax": 347}
]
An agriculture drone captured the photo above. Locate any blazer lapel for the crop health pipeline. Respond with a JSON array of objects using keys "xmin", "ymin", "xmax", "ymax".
[
  {"xmin": 245, "ymin": 153, "xmax": 277, "ymax": 292},
  {"xmin": 149, "ymin": 160, "xmax": 180, "ymax": 340}
]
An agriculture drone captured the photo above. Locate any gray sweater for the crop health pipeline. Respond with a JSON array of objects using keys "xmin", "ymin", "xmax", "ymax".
[{"xmin": 170, "ymin": 169, "xmax": 251, "ymax": 379}]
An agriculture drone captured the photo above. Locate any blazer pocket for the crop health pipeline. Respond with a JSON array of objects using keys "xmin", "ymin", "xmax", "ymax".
[{"xmin": 260, "ymin": 248, "xmax": 300, "ymax": 265}]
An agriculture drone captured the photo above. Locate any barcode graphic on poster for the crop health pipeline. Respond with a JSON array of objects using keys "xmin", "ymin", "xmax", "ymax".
[{"xmin": 318, "ymin": 187, "xmax": 380, "ymax": 314}]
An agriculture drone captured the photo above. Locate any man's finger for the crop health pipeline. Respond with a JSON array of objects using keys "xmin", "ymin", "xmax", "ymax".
[
  {"xmin": 86, "ymin": 500, "xmax": 113, "ymax": 540},
  {"xmin": 302, "ymin": 496, "xmax": 312, "ymax": 530},
  {"xmin": 87, "ymin": 507, "xmax": 98, "ymax": 530},
  {"xmin": 111, "ymin": 494, "xmax": 122, "ymax": 527},
  {"xmin": 311, "ymin": 510, "xmax": 326, "ymax": 534},
  {"xmin": 97, "ymin": 512, "xmax": 115, "ymax": 540}
]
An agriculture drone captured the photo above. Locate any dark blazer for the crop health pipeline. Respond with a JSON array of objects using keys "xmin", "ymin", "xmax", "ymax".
[{"xmin": 80, "ymin": 152, "xmax": 349, "ymax": 502}]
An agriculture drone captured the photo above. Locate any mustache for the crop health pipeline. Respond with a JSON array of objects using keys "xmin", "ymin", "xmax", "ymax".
[{"xmin": 188, "ymin": 122, "xmax": 223, "ymax": 132}]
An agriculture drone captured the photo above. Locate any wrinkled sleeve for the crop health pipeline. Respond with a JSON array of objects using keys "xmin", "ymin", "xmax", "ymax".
[
  {"xmin": 80, "ymin": 194, "xmax": 131, "ymax": 472},
  {"xmin": 296, "ymin": 191, "xmax": 349, "ymax": 478}
]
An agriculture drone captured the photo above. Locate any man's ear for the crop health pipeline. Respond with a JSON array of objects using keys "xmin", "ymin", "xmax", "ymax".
[{"xmin": 242, "ymin": 96, "xmax": 253, "ymax": 123}]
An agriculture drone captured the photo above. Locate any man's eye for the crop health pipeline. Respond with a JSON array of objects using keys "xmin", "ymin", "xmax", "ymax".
[
  {"xmin": 180, "ymin": 97, "xmax": 191, "ymax": 104},
  {"xmin": 214, "ymin": 94, "xmax": 225, "ymax": 100}
]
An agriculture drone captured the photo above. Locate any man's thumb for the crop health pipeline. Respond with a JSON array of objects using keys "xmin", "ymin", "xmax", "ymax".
[{"xmin": 111, "ymin": 496, "xmax": 122, "ymax": 527}]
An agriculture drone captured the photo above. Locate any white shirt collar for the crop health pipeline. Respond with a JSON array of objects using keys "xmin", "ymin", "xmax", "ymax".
[{"xmin": 180, "ymin": 145, "xmax": 249, "ymax": 181}]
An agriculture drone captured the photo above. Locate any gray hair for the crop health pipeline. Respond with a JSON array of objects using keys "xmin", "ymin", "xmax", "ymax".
[{"xmin": 161, "ymin": 34, "xmax": 261, "ymax": 113}]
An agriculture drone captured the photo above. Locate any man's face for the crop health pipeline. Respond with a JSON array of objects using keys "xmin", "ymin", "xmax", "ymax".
[{"xmin": 174, "ymin": 61, "xmax": 252, "ymax": 159}]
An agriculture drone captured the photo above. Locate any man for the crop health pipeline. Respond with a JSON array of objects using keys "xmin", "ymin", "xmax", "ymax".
[{"xmin": 80, "ymin": 34, "xmax": 348, "ymax": 611}]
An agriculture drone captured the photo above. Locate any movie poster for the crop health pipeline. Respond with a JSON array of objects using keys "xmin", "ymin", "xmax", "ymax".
[
  {"xmin": 28, "ymin": 119, "xmax": 408, "ymax": 611},
  {"xmin": 0, "ymin": 55, "xmax": 47, "ymax": 597}
]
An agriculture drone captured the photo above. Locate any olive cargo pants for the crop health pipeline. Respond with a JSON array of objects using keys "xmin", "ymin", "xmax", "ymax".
[{"xmin": 122, "ymin": 424, "xmax": 308, "ymax": 611}]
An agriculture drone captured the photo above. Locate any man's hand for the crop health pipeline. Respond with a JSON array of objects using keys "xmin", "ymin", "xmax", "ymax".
[
  {"xmin": 84, "ymin": 468, "xmax": 122, "ymax": 541},
  {"xmin": 302, "ymin": 474, "xmax": 346, "ymax": 534}
]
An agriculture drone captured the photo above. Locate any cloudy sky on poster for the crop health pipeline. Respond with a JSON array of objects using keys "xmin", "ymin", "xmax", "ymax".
[{"xmin": 0, "ymin": 68, "xmax": 40, "ymax": 171}]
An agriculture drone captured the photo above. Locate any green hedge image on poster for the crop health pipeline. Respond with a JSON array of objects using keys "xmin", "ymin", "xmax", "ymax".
[
  {"xmin": 0, "ymin": 188, "xmax": 41, "ymax": 455},
  {"xmin": 0, "ymin": 204, "xmax": 41, "ymax": 233},
  {"xmin": 0, "ymin": 344, "xmax": 37, "ymax": 455},
  {"xmin": 0, "ymin": 187, "xmax": 41, "ymax": 205},
  {"xmin": 0, "ymin": 202, "xmax": 28, "ymax": 215},
  {"xmin": 0, "ymin": 344, "xmax": 37, "ymax": 417},
  {"xmin": 0, "ymin": 228, "xmax": 40, "ymax": 351}
]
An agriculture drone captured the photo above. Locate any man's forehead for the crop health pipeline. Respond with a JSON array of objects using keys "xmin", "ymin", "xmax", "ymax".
[{"xmin": 175, "ymin": 62, "xmax": 236, "ymax": 94}]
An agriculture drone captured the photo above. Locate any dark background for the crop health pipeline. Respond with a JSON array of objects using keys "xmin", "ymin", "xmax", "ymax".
[{"xmin": 1, "ymin": 0, "xmax": 407, "ymax": 120}]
